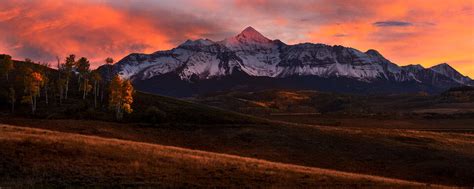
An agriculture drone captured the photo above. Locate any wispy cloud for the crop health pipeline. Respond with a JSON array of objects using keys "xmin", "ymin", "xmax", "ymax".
[
  {"xmin": 373, "ymin": 21, "xmax": 413, "ymax": 27},
  {"xmin": 333, "ymin": 33, "xmax": 349, "ymax": 37}
]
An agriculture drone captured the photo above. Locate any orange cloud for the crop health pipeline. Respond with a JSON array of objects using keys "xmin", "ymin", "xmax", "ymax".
[
  {"xmin": 0, "ymin": 0, "xmax": 472, "ymax": 77},
  {"xmin": 0, "ymin": 0, "xmax": 225, "ymax": 67},
  {"xmin": 306, "ymin": 0, "xmax": 474, "ymax": 76}
]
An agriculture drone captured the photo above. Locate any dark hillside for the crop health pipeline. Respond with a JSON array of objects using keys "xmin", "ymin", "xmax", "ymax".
[{"xmin": 0, "ymin": 56, "xmax": 263, "ymax": 125}]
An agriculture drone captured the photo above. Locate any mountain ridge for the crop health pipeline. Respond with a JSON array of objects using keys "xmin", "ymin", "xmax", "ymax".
[{"xmin": 104, "ymin": 26, "xmax": 472, "ymax": 96}]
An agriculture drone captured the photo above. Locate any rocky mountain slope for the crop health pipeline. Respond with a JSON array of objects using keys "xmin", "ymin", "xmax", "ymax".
[{"xmin": 104, "ymin": 26, "xmax": 472, "ymax": 97}]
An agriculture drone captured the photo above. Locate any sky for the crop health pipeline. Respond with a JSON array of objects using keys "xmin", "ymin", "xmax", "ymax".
[{"xmin": 0, "ymin": 0, "xmax": 473, "ymax": 77}]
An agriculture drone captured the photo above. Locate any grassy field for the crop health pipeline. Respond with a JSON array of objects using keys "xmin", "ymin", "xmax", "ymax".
[
  {"xmin": 0, "ymin": 124, "xmax": 440, "ymax": 188},
  {"xmin": 265, "ymin": 115, "xmax": 474, "ymax": 131},
  {"xmin": 1, "ymin": 117, "xmax": 473, "ymax": 187},
  {"xmin": 1, "ymin": 87, "xmax": 474, "ymax": 187},
  {"xmin": 194, "ymin": 90, "xmax": 474, "ymax": 132}
]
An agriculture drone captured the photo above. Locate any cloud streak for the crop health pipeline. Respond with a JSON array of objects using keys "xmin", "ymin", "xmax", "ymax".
[{"xmin": 373, "ymin": 21, "xmax": 413, "ymax": 27}]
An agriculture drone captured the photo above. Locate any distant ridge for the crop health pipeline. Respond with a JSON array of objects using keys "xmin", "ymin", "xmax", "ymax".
[{"xmin": 100, "ymin": 26, "xmax": 472, "ymax": 97}]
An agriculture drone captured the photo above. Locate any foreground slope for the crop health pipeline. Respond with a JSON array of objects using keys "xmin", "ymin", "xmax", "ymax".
[
  {"xmin": 0, "ymin": 125, "xmax": 435, "ymax": 188},
  {"xmin": 2, "ymin": 117, "xmax": 474, "ymax": 187}
]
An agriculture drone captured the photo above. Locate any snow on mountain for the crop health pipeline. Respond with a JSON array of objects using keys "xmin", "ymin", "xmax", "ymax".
[
  {"xmin": 110, "ymin": 26, "xmax": 471, "ymax": 89},
  {"xmin": 430, "ymin": 63, "xmax": 472, "ymax": 85},
  {"xmin": 217, "ymin": 26, "xmax": 283, "ymax": 77},
  {"xmin": 179, "ymin": 39, "xmax": 215, "ymax": 47},
  {"xmin": 402, "ymin": 64, "xmax": 425, "ymax": 72},
  {"xmin": 114, "ymin": 52, "xmax": 183, "ymax": 79},
  {"xmin": 221, "ymin": 26, "xmax": 272, "ymax": 48},
  {"xmin": 275, "ymin": 44, "xmax": 386, "ymax": 80}
]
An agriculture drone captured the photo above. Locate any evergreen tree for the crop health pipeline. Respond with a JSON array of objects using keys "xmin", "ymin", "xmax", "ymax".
[
  {"xmin": 0, "ymin": 54, "xmax": 14, "ymax": 81},
  {"xmin": 63, "ymin": 54, "xmax": 76, "ymax": 99},
  {"xmin": 76, "ymin": 57, "xmax": 91, "ymax": 99},
  {"xmin": 56, "ymin": 56, "xmax": 65, "ymax": 105},
  {"xmin": 105, "ymin": 57, "xmax": 114, "ymax": 80}
]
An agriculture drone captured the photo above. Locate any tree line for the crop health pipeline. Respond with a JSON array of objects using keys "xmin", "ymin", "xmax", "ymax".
[{"xmin": 0, "ymin": 54, "xmax": 133, "ymax": 120}]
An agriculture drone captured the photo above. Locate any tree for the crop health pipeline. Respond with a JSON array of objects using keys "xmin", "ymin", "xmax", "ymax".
[
  {"xmin": 108, "ymin": 75, "xmax": 134, "ymax": 120},
  {"xmin": 76, "ymin": 57, "xmax": 91, "ymax": 99},
  {"xmin": 121, "ymin": 79, "xmax": 134, "ymax": 114},
  {"xmin": 40, "ymin": 62, "xmax": 50, "ymax": 104},
  {"xmin": 91, "ymin": 70, "xmax": 102, "ymax": 108},
  {"xmin": 105, "ymin": 57, "xmax": 114, "ymax": 65},
  {"xmin": 145, "ymin": 106, "xmax": 166, "ymax": 124},
  {"xmin": 9, "ymin": 87, "xmax": 15, "ymax": 113},
  {"xmin": 21, "ymin": 69, "xmax": 43, "ymax": 114},
  {"xmin": 56, "ymin": 56, "xmax": 65, "ymax": 105},
  {"xmin": 105, "ymin": 57, "xmax": 114, "ymax": 80},
  {"xmin": 109, "ymin": 75, "xmax": 122, "ymax": 119},
  {"xmin": 56, "ymin": 78, "xmax": 66, "ymax": 105},
  {"xmin": 82, "ymin": 73, "xmax": 92, "ymax": 100},
  {"xmin": 76, "ymin": 57, "xmax": 90, "ymax": 91},
  {"xmin": 0, "ymin": 54, "xmax": 14, "ymax": 81},
  {"xmin": 63, "ymin": 54, "xmax": 76, "ymax": 99},
  {"xmin": 100, "ymin": 57, "xmax": 114, "ymax": 102}
]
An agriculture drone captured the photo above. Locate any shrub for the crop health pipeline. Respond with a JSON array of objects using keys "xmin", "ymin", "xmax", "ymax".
[{"xmin": 145, "ymin": 106, "xmax": 167, "ymax": 124}]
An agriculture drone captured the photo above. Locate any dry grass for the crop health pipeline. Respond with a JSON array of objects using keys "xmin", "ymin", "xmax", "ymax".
[
  {"xmin": 276, "ymin": 91, "xmax": 310, "ymax": 101},
  {"xmin": 0, "ymin": 124, "xmax": 444, "ymax": 188},
  {"xmin": 266, "ymin": 115, "xmax": 474, "ymax": 130},
  {"xmin": 235, "ymin": 91, "xmax": 311, "ymax": 109},
  {"xmin": 1, "ymin": 117, "xmax": 473, "ymax": 187}
]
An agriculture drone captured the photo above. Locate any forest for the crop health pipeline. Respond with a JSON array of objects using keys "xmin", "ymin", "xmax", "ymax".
[{"xmin": 0, "ymin": 54, "xmax": 133, "ymax": 120}]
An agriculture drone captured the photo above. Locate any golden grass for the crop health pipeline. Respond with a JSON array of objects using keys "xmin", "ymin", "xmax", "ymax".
[
  {"xmin": 276, "ymin": 91, "xmax": 310, "ymax": 101},
  {"xmin": 1, "ymin": 117, "xmax": 473, "ymax": 187},
  {"xmin": 0, "ymin": 124, "xmax": 449, "ymax": 188}
]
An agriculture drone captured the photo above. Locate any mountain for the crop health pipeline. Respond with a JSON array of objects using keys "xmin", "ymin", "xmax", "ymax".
[
  {"xmin": 104, "ymin": 26, "xmax": 472, "ymax": 97},
  {"xmin": 430, "ymin": 63, "xmax": 472, "ymax": 84}
]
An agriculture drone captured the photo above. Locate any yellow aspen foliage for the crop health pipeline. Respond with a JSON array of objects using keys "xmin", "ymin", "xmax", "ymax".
[
  {"xmin": 108, "ymin": 75, "xmax": 133, "ymax": 120},
  {"xmin": 21, "ymin": 70, "xmax": 44, "ymax": 114},
  {"xmin": 109, "ymin": 75, "xmax": 122, "ymax": 110},
  {"xmin": 121, "ymin": 79, "xmax": 134, "ymax": 114},
  {"xmin": 86, "ymin": 82, "xmax": 93, "ymax": 93}
]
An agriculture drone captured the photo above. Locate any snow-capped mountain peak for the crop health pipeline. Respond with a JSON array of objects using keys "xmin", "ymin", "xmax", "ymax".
[
  {"xmin": 220, "ymin": 26, "xmax": 276, "ymax": 51},
  {"xmin": 365, "ymin": 49, "xmax": 383, "ymax": 57},
  {"xmin": 107, "ymin": 26, "xmax": 472, "ymax": 96},
  {"xmin": 431, "ymin": 63, "xmax": 452, "ymax": 71},
  {"xmin": 365, "ymin": 49, "xmax": 391, "ymax": 64},
  {"xmin": 235, "ymin": 26, "xmax": 271, "ymax": 43},
  {"xmin": 430, "ymin": 63, "xmax": 471, "ymax": 84}
]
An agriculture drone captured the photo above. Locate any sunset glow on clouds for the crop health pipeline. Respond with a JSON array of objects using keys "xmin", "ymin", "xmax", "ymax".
[{"xmin": 0, "ymin": 0, "xmax": 473, "ymax": 77}]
